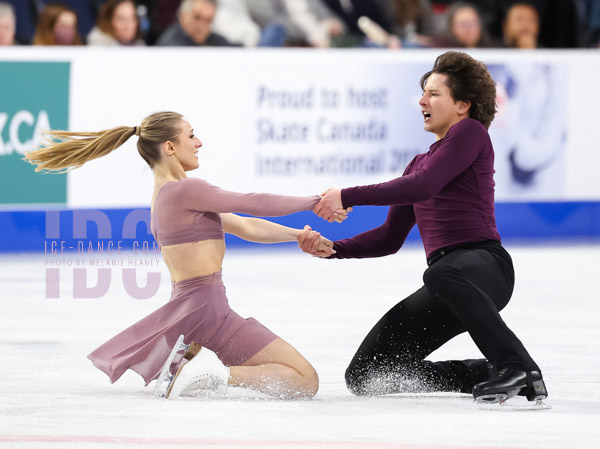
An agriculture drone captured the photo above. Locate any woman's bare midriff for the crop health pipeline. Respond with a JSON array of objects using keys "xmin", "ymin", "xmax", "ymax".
[{"xmin": 160, "ymin": 239, "xmax": 226, "ymax": 283}]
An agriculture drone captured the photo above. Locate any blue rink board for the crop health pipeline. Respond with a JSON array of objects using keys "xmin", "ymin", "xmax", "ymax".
[{"xmin": 1, "ymin": 202, "xmax": 599, "ymax": 253}]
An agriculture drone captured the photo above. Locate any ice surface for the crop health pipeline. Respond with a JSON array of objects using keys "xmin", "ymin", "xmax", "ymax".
[{"xmin": 1, "ymin": 243, "xmax": 599, "ymax": 448}]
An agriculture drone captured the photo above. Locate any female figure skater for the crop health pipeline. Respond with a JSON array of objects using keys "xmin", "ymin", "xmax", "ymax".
[
  {"xmin": 300, "ymin": 51, "xmax": 548, "ymax": 407},
  {"xmin": 25, "ymin": 111, "xmax": 338, "ymax": 399}
]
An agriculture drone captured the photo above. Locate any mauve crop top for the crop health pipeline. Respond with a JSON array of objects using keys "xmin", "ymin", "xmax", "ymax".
[{"xmin": 151, "ymin": 177, "xmax": 320, "ymax": 247}]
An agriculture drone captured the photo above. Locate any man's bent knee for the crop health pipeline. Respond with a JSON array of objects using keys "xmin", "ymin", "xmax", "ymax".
[{"xmin": 345, "ymin": 363, "xmax": 371, "ymax": 396}]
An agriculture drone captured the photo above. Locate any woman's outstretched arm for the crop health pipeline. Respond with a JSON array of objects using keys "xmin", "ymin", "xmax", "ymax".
[{"xmin": 221, "ymin": 213, "xmax": 335, "ymax": 255}]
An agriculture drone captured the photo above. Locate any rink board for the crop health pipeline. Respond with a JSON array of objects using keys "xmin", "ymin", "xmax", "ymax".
[
  {"xmin": 1, "ymin": 201, "xmax": 599, "ymax": 252},
  {"xmin": 1, "ymin": 48, "xmax": 599, "ymax": 252}
]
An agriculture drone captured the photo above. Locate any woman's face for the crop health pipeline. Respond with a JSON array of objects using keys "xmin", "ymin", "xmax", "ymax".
[
  {"xmin": 112, "ymin": 1, "xmax": 138, "ymax": 44},
  {"xmin": 53, "ymin": 11, "xmax": 77, "ymax": 45},
  {"xmin": 452, "ymin": 7, "xmax": 481, "ymax": 48},
  {"xmin": 172, "ymin": 120, "xmax": 202, "ymax": 171}
]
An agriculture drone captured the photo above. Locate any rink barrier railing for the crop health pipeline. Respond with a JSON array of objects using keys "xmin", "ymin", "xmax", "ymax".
[{"xmin": 1, "ymin": 201, "xmax": 599, "ymax": 253}]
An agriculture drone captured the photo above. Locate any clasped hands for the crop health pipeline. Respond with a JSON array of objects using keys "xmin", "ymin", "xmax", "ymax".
[
  {"xmin": 297, "ymin": 188, "xmax": 352, "ymax": 258},
  {"xmin": 314, "ymin": 188, "xmax": 348, "ymax": 224}
]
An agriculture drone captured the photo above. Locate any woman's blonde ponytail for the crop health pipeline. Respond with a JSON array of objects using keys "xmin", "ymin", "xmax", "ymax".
[
  {"xmin": 25, "ymin": 111, "xmax": 185, "ymax": 172},
  {"xmin": 25, "ymin": 126, "xmax": 137, "ymax": 173}
]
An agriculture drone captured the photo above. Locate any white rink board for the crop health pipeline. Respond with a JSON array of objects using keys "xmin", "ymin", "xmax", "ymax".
[{"xmin": 1, "ymin": 48, "xmax": 600, "ymax": 208}]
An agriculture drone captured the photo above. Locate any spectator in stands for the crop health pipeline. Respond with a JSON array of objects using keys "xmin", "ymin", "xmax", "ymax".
[
  {"xmin": 578, "ymin": 0, "xmax": 600, "ymax": 47},
  {"xmin": 209, "ymin": 0, "xmax": 292, "ymax": 47},
  {"xmin": 87, "ymin": 0, "xmax": 146, "ymax": 46},
  {"xmin": 33, "ymin": 4, "xmax": 83, "ymax": 46},
  {"xmin": 486, "ymin": 1, "xmax": 579, "ymax": 48},
  {"xmin": 536, "ymin": 0, "xmax": 580, "ymax": 48},
  {"xmin": 4, "ymin": 0, "xmax": 35, "ymax": 44},
  {"xmin": 211, "ymin": 0, "xmax": 264, "ymax": 47},
  {"xmin": 318, "ymin": 0, "xmax": 434, "ymax": 48},
  {"xmin": 156, "ymin": 0, "xmax": 232, "ymax": 46},
  {"xmin": 318, "ymin": 0, "xmax": 392, "ymax": 47},
  {"xmin": 0, "ymin": 2, "xmax": 16, "ymax": 45},
  {"xmin": 462, "ymin": 0, "xmax": 499, "ymax": 33},
  {"xmin": 53, "ymin": 0, "xmax": 103, "ymax": 38},
  {"xmin": 245, "ymin": 0, "xmax": 344, "ymax": 48},
  {"xmin": 501, "ymin": 2, "xmax": 540, "ymax": 48},
  {"xmin": 445, "ymin": 2, "xmax": 496, "ymax": 48},
  {"xmin": 380, "ymin": 0, "xmax": 435, "ymax": 48},
  {"xmin": 143, "ymin": 0, "xmax": 180, "ymax": 45}
]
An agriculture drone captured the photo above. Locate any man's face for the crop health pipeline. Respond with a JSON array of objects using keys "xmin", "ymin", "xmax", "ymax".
[
  {"xmin": 180, "ymin": 0, "xmax": 216, "ymax": 45},
  {"xmin": 419, "ymin": 73, "xmax": 469, "ymax": 140},
  {"xmin": 0, "ymin": 15, "xmax": 15, "ymax": 46},
  {"xmin": 503, "ymin": 4, "xmax": 539, "ymax": 48}
]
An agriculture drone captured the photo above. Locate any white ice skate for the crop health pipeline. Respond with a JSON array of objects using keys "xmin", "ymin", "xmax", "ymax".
[
  {"xmin": 154, "ymin": 334, "xmax": 230, "ymax": 399},
  {"xmin": 166, "ymin": 344, "xmax": 230, "ymax": 399},
  {"xmin": 154, "ymin": 334, "xmax": 189, "ymax": 398}
]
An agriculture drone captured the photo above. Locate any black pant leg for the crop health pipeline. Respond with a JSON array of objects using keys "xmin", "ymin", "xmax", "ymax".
[
  {"xmin": 345, "ymin": 286, "xmax": 481, "ymax": 395},
  {"xmin": 345, "ymin": 245, "xmax": 540, "ymax": 396},
  {"xmin": 423, "ymin": 246, "xmax": 539, "ymax": 372}
]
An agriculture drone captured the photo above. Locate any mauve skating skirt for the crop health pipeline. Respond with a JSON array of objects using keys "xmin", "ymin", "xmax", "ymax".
[{"xmin": 87, "ymin": 270, "xmax": 278, "ymax": 385}]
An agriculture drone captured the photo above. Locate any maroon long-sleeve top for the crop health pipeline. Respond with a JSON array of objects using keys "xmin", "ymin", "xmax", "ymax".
[{"xmin": 333, "ymin": 118, "xmax": 501, "ymax": 260}]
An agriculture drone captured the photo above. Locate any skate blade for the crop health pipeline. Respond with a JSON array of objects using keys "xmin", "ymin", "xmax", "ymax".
[
  {"xmin": 154, "ymin": 334, "xmax": 188, "ymax": 398},
  {"xmin": 474, "ymin": 387, "xmax": 520, "ymax": 405},
  {"xmin": 475, "ymin": 395, "xmax": 551, "ymax": 411},
  {"xmin": 165, "ymin": 363, "xmax": 187, "ymax": 399},
  {"xmin": 475, "ymin": 393, "xmax": 510, "ymax": 404},
  {"xmin": 166, "ymin": 343, "xmax": 207, "ymax": 400}
]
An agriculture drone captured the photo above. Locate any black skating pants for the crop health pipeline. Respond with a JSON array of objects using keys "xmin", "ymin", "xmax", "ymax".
[{"xmin": 345, "ymin": 240, "xmax": 540, "ymax": 396}]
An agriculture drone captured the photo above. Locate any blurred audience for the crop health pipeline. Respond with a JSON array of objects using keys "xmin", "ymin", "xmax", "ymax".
[
  {"xmin": 493, "ymin": 0, "xmax": 580, "ymax": 48},
  {"xmin": 212, "ymin": 0, "xmax": 301, "ymax": 47},
  {"xmin": 245, "ymin": 0, "xmax": 344, "ymax": 48},
  {"xmin": 57, "ymin": 0, "xmax": 104, "ymax": 39},
  {"xmin": 142, "ymin": 0, "xmax": 182, "ymax": 44},
  {"xmin": 33, "ymin": 4, "xmax": 83, "ymax": 46},
  {"xmin": 444, "ymin": 2, "xmax": 496, "ymax": 48},
  {"xmin": 0, "ymin": 1, "xmax": 16, "ymax": 45},
  {"xmin": 4, "ymin": 0, "xmax": 35, "ymax": 44},
  {"xmin": 211, "ymin": 0, "xmax": 263, "ymax": 46},
  {"xmin": 156, "ymin": 0, "xmax": 233, "ymax": 46},
  {"xmin": 536, "ymin": 0, "xmax": 580, "ymax": 48},
  {"xmin": 314, "ymin": 0, "xmax": 434, "ymax": 49},
  {"xmin": 502, "ymin": 2, "xmax": 540, "ymax": 48},
  {"xmin": 87, "ymin": 0, "xmax": 145, "ymax": 46},
  {"xmin": 3, "ymin": 0, "xmax": 595, "ymax": 49},
  {"xmin": 380, "ymin": 0, "xmax": 435, "ymax": 48},
  {"xmin": 318, "ymin": 0, "xmax": 391, "ymax": 47},
  {"xmin": 577, "ymin": 0, "xmax": 600, "ymax": 47}
]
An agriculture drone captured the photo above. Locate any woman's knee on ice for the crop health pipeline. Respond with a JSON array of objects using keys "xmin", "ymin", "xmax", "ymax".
[{"xmin": 295, "ymin": 364, "xmax": 319, "ymax": 398}]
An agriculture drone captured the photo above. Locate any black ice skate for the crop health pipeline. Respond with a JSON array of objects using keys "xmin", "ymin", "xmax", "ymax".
[{"xmin": 472, "ymin": 368, "xmax": 550, "ymax": 410}]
